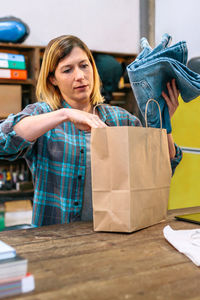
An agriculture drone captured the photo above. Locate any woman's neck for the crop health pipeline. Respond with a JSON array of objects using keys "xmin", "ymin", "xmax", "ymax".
[{"xmin": 63, "ymin": 99, "xmax": 93, "ymax": 113}]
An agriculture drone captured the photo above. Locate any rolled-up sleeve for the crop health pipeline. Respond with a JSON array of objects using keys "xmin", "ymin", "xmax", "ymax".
[{"xmin": 0, "ymin": 102, "xmax": 51, "ymax": 161}]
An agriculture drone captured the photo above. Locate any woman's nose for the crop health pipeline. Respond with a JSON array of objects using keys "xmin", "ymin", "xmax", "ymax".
[{"xmin": 74, "ymin": 67, "xmax": 84, "ymax": 80}]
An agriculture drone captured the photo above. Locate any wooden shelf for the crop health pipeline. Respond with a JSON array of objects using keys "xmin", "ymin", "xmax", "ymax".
[
  {"xmin": 91, "ymin": 49, "xmax": 137, "ymax": 60},
  {"xmin": 112, "ymin": 92, "xmax": 126, "ymax": 97},
  {"xmin": 0, "ymin": 43, "xmax": 44, "ymax": 51},
  {"xmin": 122, "ymin": 83, "xmax": 131, "ymax": 88},
  {"xmin": 0, "ymin": 189, "xmax": 33, "ymax": 195},
  {"xmin": 0, "ymin": 78, "xmax": 35, "ymax": 85},
  {"xmin": 0, "ymin": 189, "xmax": 34, "ymax": 200}
]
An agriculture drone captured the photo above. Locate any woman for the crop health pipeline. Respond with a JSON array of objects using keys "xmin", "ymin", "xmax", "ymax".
[{"xmin": 0, "ymin": 35, "xmax": 182, "ymax": 226}]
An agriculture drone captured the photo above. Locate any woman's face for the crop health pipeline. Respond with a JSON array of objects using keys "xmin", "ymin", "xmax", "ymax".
[{"xmin": 51, "ymin": 47, "xmax": 94, "ymax": 106}]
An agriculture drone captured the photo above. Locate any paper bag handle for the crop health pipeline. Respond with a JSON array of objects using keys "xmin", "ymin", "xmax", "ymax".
[
  {"xmin": 144, "ymin": 99, "xmax": 162, "ymax": 129},
  {"xmin": 93, "ymin": 104, "xmax": 119, "ymax": 126}
]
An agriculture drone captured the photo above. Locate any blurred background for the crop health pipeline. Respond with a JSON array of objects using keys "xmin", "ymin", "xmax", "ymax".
[{"xmin": 0, "ymin": 0, "xmax": 199, "ymax": 231}]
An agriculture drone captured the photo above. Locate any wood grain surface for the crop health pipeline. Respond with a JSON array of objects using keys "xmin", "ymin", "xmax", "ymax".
[{"xmin": 1, "ymin": 207, "xmax": 200, "ymax": 300}]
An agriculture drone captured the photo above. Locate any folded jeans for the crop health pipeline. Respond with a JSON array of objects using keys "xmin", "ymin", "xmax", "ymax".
[{"xmin": 127, "ymin": 34, "xmax": 200, "ymax": 133}]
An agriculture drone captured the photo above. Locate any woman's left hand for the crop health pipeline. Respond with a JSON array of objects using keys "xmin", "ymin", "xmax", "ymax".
[
  {"xmin": 162, "ymin": 78, "xmax": 179, "ymax": 119},
  {"xmin": 162, "ymin": 79, "xmax": 179, "ymax": 159}
]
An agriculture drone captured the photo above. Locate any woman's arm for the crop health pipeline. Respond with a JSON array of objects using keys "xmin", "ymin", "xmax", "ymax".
[
  {"xmin": 162, "ymin": 79, "xmax": 179, "ymax": 159},
  {"xmin": 14, "ymin": 107, "xmax": 106, "ymax": 142}
]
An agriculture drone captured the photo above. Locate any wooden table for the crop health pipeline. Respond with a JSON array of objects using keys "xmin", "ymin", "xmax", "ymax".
[{"xmin": 1, "ymin": 207, "xmax": 200, "ymax": 300}]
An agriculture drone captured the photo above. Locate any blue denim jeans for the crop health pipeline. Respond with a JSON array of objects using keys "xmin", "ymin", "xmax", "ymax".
[{"xmin": 127, "ymin": 33, "xmax": 200, "ymax": 133}]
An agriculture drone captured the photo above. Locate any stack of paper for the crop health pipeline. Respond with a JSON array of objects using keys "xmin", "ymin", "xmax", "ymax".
[
  {"xmin": 0, "ymin": 240, "xmax": 16, "ymax": 260},
  {"xmin": 0, "ymin": 240, "xmax": 34, "ymax": 298}
]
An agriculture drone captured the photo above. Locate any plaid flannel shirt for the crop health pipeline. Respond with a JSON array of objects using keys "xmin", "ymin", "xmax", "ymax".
[{"xmin": 0, "ymin": 101, "xmax": 182, "ymax": 226}]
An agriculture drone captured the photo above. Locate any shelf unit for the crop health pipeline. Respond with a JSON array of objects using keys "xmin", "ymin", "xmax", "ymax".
[
  {"xmin": 0, "ymin": 43, "xmax": 45, "ymax": 200},
  {"xmin": 0, "ymin": 43, "xmax": 45, "ymax": 111}
]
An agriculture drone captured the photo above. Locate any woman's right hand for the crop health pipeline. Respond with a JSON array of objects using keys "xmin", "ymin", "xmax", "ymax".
[
  {"xmin": 64, "ymin": 108, "xmax": 107, "ymax": 131},
  {"xmin": 14, "ymin": 107, "xmax": 107, "ymax": 142}
]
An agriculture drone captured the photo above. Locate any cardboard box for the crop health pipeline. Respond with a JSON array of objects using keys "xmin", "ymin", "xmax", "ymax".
[
  {"xmin": 0, "ymin": 85, "xmax": 22, "ymax": 118},
  {"xmin": 4, "ymin": 200, "xmax": 32, "ymax": 227}
]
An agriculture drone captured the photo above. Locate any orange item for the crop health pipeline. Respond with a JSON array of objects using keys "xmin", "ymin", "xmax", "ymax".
[{"xmin": 0, "ymin": 68, "xmax": 27, "ymax": 80}]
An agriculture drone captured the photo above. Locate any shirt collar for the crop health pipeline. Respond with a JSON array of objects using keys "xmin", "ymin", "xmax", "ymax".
[
  {"xmin": 61, "ymin": 100, "xmax": 72, "ymax": 109},
  {"xmin": 94, "ymin": 104, "xmax": 107, "ymax": 123}
]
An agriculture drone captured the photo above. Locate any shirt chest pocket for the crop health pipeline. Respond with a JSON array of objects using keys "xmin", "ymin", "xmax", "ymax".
[{"xmin": 45, "ymin": 128, "xmax": 81, "ymax": 162}]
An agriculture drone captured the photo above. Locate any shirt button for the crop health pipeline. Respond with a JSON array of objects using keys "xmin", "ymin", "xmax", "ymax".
[
  {"xmin": 80, "ymin": 149, "xmax": 84, "ymax": 153},
  {"xmin": 74, "ymin": 201, "xmax": 79, "ymax": 206},
  {"xmin": 78, "ymin": 175, "xmax": 82, "ymax": 180}
]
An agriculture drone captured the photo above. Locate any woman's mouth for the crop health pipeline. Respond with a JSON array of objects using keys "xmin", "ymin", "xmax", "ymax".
[{"xmin": 74, "ymin": 85, "xmax": 88, "ymax": 90}]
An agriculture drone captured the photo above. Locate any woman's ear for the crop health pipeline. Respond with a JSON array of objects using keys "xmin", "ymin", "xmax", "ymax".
[{"xmin": 49, "ymin": 75, "xmax": 57, "ymax": 86}]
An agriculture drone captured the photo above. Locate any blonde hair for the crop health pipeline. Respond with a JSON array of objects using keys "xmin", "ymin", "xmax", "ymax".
[{"xmin": 36, "ymin": 35, "xmax": 104, "ymax": 110}]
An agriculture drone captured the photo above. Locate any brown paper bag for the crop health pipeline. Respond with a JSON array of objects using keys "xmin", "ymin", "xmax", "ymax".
[{"xmin": 91, "ymin": 100, "xmax": 172, "ymax": 232}]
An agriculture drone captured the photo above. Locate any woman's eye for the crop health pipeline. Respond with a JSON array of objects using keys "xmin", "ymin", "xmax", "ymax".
[
  {"xmin": 63, "ymin": 69, "xmax": 71, "ymax": 73},
  {"xmin": 81, "ymin": 64, "xmax": 89, "ymax": 69}
]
